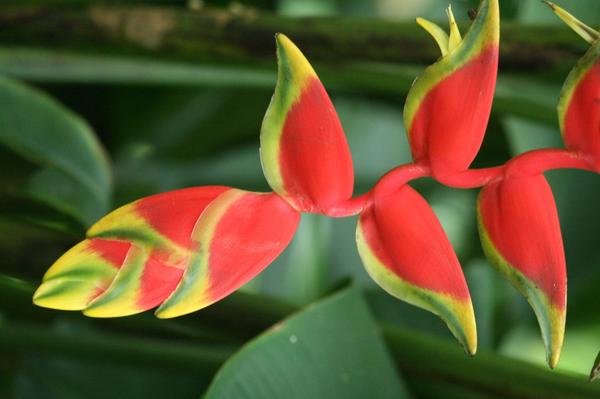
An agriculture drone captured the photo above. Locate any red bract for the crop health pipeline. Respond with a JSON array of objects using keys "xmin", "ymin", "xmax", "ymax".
[
  {"xmin": 559, "ymin": 43, "xmax": 600, "ymax": 163},
  {"xmin": 33, "ymin": 0, "xmax": 600, "ymax": 370},
  {"xmin": 404, "ymin": 0, "xmax": 499, "ymax": 180},
  {"xmin": 260, "ymin": 34, "xmax": 354, "ymax": 215},
  {"xmin": 357, "ymin": 183, "xmax": 476, "ymax": 354},
  {"xmin": 477, "ymin": 173, "xmax": 565, "ymax": 368},
  {"xmin": 35, "ymin": 187, "xmax": 300, "ymax": 318}
]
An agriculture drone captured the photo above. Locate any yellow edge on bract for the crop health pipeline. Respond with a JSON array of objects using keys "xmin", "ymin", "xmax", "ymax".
[
  {"xmin": 33, "ymin": 240, "xmax": 119, "ymax": 311},
  {"xmin": 476, "ymin": 199, "xmax": 565, "ymax": 368},
  {"xmin": 155, "ymin": 189, "xmax": 248, "ymax": 319},
  {"xmin": 87, "ymin": 199, "xmax": 189, "ymax": 262},
  {"xmin": 83, "ymin": 245, "xmax": 149, "ymax": 317},
  {"xmin": 557, "ymin": 40, "xmax": 600, "ymax": 140},
  {"xmin": 404, "ymin": 0, "xmax": 499, "ymax": 134},
  {"xmin": 260, "ymin": 33, "xmax": 317, "ymax": 208},
  {"xmin": 356, "ymin": 219, "xmax": 477, "ymax": 355}
]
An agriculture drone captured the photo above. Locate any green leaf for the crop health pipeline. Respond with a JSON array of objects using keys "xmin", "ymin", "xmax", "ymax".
[
  {"xmin": 15, "ymin": 355, "xmax": 206, "ymax": 399},
  {"xmin": 205, "ymin": 287, "xmax": 410, "ymax": 399},
  {"xmin": 0, "ymin": 76, "xmax": 111, "ymax": 227}
]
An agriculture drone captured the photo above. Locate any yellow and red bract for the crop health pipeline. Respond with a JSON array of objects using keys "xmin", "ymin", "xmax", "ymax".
[
  {"xmin": 34, "ymin": 0, "xmax": 590, "ymax": 368},
  {"xmin": 405, "ymin": 0, "xmax": 499, "ymax": 180},
  {"xmin": 477, "ymin": 174, "xmax": 566, "ymax": 368},
  {"xmin": 33, "ymin": 238, "xmax": 131, "ymax": 311},
  {"xmin": 356, "ymin": 183, "xmax": 476, "ymax": 355},
  {"xmin": 34, "ymin": 186, "xmax": 300, "ymax": 318},
  {"xmin": 260, "ymin": 34, "xmax": 354, "ymax": 216},
  {"xmin": 156, "ymin": 189, "xmax": 300, "ymax": 318},
  {"xmin": 558, "ymin": 42, "xmax": 600, "ymax": 164}
]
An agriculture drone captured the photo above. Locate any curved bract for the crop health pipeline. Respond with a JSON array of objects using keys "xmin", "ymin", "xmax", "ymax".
[
  {"xmin": 33, "ymin": 2, "xmax": 600, "ymax": 370},
  {"xmin": 477, "ymin": 175, "xmax": 566, "ymax": 368},
  {"xmin": 545, "ymin": 2, "xmax": 600, "ymax": 167},
  {"xmin": 356, "ymin": 184, "xmax": 476, "ymax": 355},
  {"xmin": 405, "ymin": 0, "xmax": 499, "ymax": 178},
  {"xmin": 34, "ymin": 187, "xmax": 300, "ymax": 318},
  {"xmin": 156, "ymin": 190, "xmax": 300, "ymax": 318},
  {"xmin": 260, "ymin": 34, "xmax": 354, "ymax": 215},
  {"xmin": 558, "ymin": 41, "xmax": 600, "ymax": 163}
]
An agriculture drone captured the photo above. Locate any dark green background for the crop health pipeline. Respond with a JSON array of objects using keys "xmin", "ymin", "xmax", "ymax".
[{"xmin": 1, "ymin": 0, "xmax": 600, "ymax": 398}]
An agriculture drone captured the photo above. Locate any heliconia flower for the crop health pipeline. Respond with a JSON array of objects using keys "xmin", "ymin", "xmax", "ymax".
[
  {"xmin": 477, "ymin": 174, "xmax": 566, "ymax": 368},
  {"xmin": 260, "ymin": 33, "xmax": 354, "ymax": 216},
  {"xmin": 404, "ymin": 0, "xmax": 499, "ymax": 179},
  {"xmin": 34, "ymin": 187, "xmax": 300, "ymax": 318},
  {"xmin": 356, "ymin": 184, "xmax": 477, "ymax": 355},
  {"xmin": 545, "ymin": 2, "xmax": 600, "ymax": 166}
]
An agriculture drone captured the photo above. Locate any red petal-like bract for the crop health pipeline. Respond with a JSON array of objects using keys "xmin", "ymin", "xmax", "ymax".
[
  {"xmin": 35, "ymin": 186, "xmax": 300, "ymax": 318},
  {"xmin": 156, "ymin": 190, "xmax": 300, "ymax": 318},
  {"xmin": 558, "ymin": 42, "xmax": 600, "ymax": 164},
  {"xmin": 356, "ymin": 184, "xmax": 476, "ymax": 354},
  {"xmin": 260, "ymin": 34, "xmax": 354, "ymax": 215},
  {"xmin": 404, "ymin": 0, "xmax": 499, "ymax": 178},
  {"xmin": 478, "ymin": 174, "xmax": 566, "ymax": 368}
]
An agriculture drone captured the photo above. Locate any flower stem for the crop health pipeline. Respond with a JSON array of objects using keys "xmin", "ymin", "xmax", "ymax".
[
  {"xmin": 504, "ymin": 148, "xmax": 596, "ymax": 177},
  {"xmin": 327, "ymin": 148, "xmax": 595, "ymax": 217}
]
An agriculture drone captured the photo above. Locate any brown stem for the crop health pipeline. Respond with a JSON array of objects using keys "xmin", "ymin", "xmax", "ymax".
[{"xmin": 0, "ymin": 4, "xmax": 589, "ymax": 72}]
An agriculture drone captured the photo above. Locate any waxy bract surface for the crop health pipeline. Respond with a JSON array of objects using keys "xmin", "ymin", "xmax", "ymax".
[
  {"xmin": 558, "ymin": 41, "xmax": 600, "ymax": 164},
  {"xmin": 260, "ymin": 34, "xmax": 354, "ymax": 215},
  {"xmin": 34, "ymin": 187, "xmax": 301, "ymax": 318},
  {"xmin": 357, "ymin": 184, "xmax": 476, "ymax": 354},
  {"xmin": 478, "ymin": 174, "xmax": 566, "ymax": 368},
  {"xmin": 404, "ymin": 0, "xmax": 499, "ymax": 178}
]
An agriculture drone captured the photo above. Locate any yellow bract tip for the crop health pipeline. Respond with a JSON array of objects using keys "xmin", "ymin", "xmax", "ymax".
[
  {"xmin": 274, "ymin": 33, "xmax": 316, "ymax": 84},
  {"xmin": 416, "ymin": 17, "xmax": 450, "ymax": 56},
  {"xmin": 544, "ymin": 1, "xmax": 599, "ymax": 44},
  {"xmin": 446, "ymin": 4, "xmax": 462, "ymax": 52}
]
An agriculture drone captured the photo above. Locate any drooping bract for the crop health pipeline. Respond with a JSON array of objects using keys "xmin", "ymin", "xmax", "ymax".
[
  {"xmin": 357, "ymin": 184, "xmax": 477, "ymax": 354},
  {"xmin": 477, "ymin": 174, "xmax": 566, "ymax": 368}
]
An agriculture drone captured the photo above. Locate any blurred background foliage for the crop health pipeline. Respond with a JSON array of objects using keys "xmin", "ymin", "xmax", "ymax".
[{"xmin": 1, "ymin": 0, "xmax": 600, "ymax": 398}]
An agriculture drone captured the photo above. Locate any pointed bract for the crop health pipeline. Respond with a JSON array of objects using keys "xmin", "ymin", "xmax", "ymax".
[
  {"xmin": 33, "ymin": 238, "xmax": 131, "ymax": 310},
  {"xmin": 156, "ymin": 190, "xmax": 300, "ymax": 318},
  {"xmin": 477, "ymin": 175, "xmax": 566, "ymax": 368},
  {"xmin": 544, "ymin": 1, "xmax": 599, "ymax": 45},
  {"xmin": 405, "ymin": 0, "xmax": 499, "ymax": 178},
  {"xmin": 260, "ymin": 33, "xmax": 354, "ymax": 216},
  {"xmin": 416, "ymin": 17, "xmax": 450, "ymax": 56},
  {"xmin": 35, "ymin": 186, "xmax": 230, "ymax": 317},
  {"xmin": 557, "ymin": 41, "xmax": 600, "ymax": 164},
  {"xmin": 356, "ymin": 184, "xmax": 476, "ymax": 354}
]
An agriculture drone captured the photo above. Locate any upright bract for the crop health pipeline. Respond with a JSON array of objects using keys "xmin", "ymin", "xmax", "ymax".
[
  {"xmin": 356, "ymin": 184, "xmax": 476, "ymax": 354},
  {"xmin": 260, "ymin": 33, "xmax": 354, "ymax": 215},
  {"xmin": 34, "ymin": 187, "xmax": 300, "ymax": 318},
  {"xmin": 477, "ymin": 174, "xmax": 566, "ymax": 368},
  {"xmin": 405, "ymin": 0, "xmax": 499, "ymax": 179},
  {"xmin": 548, "ymin": 2, "xmax": 600, "ymax": 166}
]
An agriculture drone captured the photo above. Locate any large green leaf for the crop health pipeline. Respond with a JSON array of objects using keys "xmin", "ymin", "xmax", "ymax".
[
  {"xmin": 0, "ymin": 76, "xmax": 111, "ymax": 228},
  {"xmin": 204, "ymin": 287, "xmax": 410, "ymax": 399}
]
